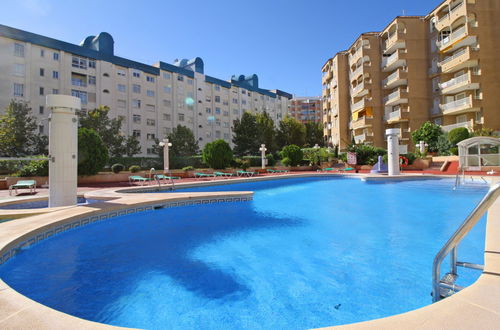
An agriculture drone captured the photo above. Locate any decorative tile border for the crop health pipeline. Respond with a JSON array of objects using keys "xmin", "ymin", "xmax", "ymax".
[{"xmin": 0, "ymin": 195, "xmax": 252, "ymax": 265}]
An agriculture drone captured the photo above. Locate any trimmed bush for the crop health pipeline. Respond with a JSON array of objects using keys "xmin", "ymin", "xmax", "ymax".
[
  {"xmin": 266, "ymin": 154, "xmax": 276, "ymax": 166},
  {"xmin": 17, "ymin": 159, "xmax": 48, "ymax": 177},
  {"xmin": 202, "ymin": 139, "xmax": 233, "ymax": 169},
  {"xmin": 182, "ymin": 166, "xmax": 194, "ymax": 171},
  {"xmin": 235, "ymin": 158, "xmax": 251, "ymax": 170},
  {"xmin": 347, "ymin": 144, "xmax": 386, "ymax": 165},
  {"xmin": 280, "ymin": 145, "xmax": 303, "ymax": 167},
  {"xmin": 111, "ymin": 163, "xmax": 125, "ymax": 174},
  {"xmin": 129, "ymin": 165, "xmax": 141, "ymax": 173},
  {"xmin": 78, "ymin": 128, "xmax": 108, "ymax": 176},
  {"xmin": 448, "ymin": 127, "xmax": 469, "ymax": 146}
]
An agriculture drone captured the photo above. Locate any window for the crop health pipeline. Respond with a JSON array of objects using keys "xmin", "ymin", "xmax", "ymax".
[
  {"xmin": 177, "ymin": 75, "xmax": 184, "ymax": 82},
  {"xmin": 52, "ymin": 71, "xmax": 59, "ymax": 79},
  {"xmin": 132, "ymin": 99, "xmax": 141, "ymax": 108},
  {"xmin": 147, "ymin": 148, "xmax": 155, "ymax": 155},
  {"xmin": 147, "ymin": 119, "xmax": 155, "ymax": 126},
  {"xmin": 232, "ymin": 109, "xmax": 239, "ymax": 115},
  {"xmin": 117, "ymin": 70, "xmax": 126, "ymax": 77},
  {"xmin": 117, "ymin": 84, "xmax": 126, "ymax": 92},
  {"xmin": 163, "ymin": 86, "xmax": 172, "ymax": 93},
  {"xmin": 215, "ymin": 119, "xmax": 221, "ymax": 126},
  {"xmin": 53, "ymin": 52, "xmax": 59, "ymax": 61},
  {"xmin": 178, "ymin": 113, "xmax": 185, "ymax": 121},
  {"xmin": 163, "ymin": 127, "xmax": 171, "ymax": 135},
  {"xmin": 13, "ymin": 63, "xmax": 25, "ymax": 76},
  {"xmin": 133, "ymin": 115, "xmax": 141, "ymax": 123},
  {"xmin": 39, "ymin": 68, "xmax": 45, "ymax": 77},
  {"xmin": 215, "ymin": 96, "xmax": 221, "ymax": 103},
  {"xmin": 163, "ymin": 114, "xmax": 171, "ymax": 121},
  {"xmin": 215, "ymin": 131, "xmax": 221, "ymax": 138},
  {"xmin": 88, "ymin": 75, "xmax": 96, "ymax": 85},
  {"xmin": 89, "ymin": 60, "xmax": 96, "ymax": 68},
  {"xmin": 206, "ymin": 107, "xmax": 211, "ymax": 114},
  {"xmin": 146, "ymin": 76, "xmax": 155, "ymax": 83},
  {"xmin": 232, "ymin": 98, "xmax": 238, "ymax": 104},
  {"xmin": 223, "ymin": 111, "xmax": 229, "ymax": 116},
  {"xmin": 133, "ymin": 84, "xmax": 141, "ymax": 93},
  {"xmin": 215, "ymin": 107, "xmax": 221, "ymax": 114},
  {"xmin": 13, "ymin": 83, "xmax": 24, "ymax": 97},
  {"xmin": 187, "ymin": 91, "xmax": 194, "ymax": 98},
  {"xmin": 40, "ymin": 49, "xmax": 45, "ymax": 57},
  {"xmin": 71, "ymin": 90, "xmax": 87, "ymax": 104},
  {"xmin": 223, "ymin": 121, "xmax": 229, "ymax": 128},
  {"xmin": 242, "ymin": 90, "xmax": 246, "ymax": 95},
  {"xmin": 39, "ymin": 87, "xmax": 44, "ymax": 95},
  {"xmin": 187, "ymin": 79, "xmax": 193, "ymax": 85},
  {"xmin": 14, "ymin": 43, "xmax": 24, "ymax": 57},
  {"xmin": 215, "ymin": 85, "xmax": 221, "ymax": 91},
  {"xmin": 163, "ymin": 72, "xmax": 171, "ymax": 79},
  {"xmin": 147, "ymin": 133, "xmax": 156, "ymax": 140},
  {"xmin": 39, "ymin": 106, "xmax": 44, "ymax": 114},
  {"xmin": 133, "ymin": 71, "xmax": 141, "ymax": 78},
  {"xmin": 146, "ymin": 104, "xmax": 155, "ymax": 112},
  {"xmin": 223, "ymin": 133, "xmax": 230, "ymax": 139},
  {"xmin": 147, "ymin": 90, "xmax": 155, "ymax": 97},
  {"xmin": 52, "ymin": 89, "xmax": 59, "ymax": 94},
  {"xmin": 133, "ymin": 130, "xmax": 141, "ymax": 137},
  {"xmin": 242, "ymin": 99, "xmax": 247, "ymax": 105},
  {"xmin": 72, "ymin": 56, "xmax": 87, "ymax": 69},
  {"xmin": 163, "ymin": 99, "xmax": 171, "ymax": 107},
  {"xmin": 39, "ymin": 125, "xmax": 44, "ymax": 134},
  {"xmin": 117, "ymin": 100, "xmax": 126, "ymax": 108}
]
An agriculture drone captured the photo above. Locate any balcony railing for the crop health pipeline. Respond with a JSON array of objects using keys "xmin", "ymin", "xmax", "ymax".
[
  {"xmin": 437, "ymin": 1, "xmax": 464, "ymax": 23},
  {"xmin": 71, "ymin": 79, "xmax": 87, "ymax": 87},
  {"xmin": 351, "ymin": 82, "xmax": 365, "ymax": 95},
  {"xmin": 438, "ymin": 47, "xmax": 468, "ymax": 67},
  {"xmin": 441, "ymin": 119, "xmax": 473, "ymax": 133},
  {"xmin": 354, "ymin": 133, "xmax": 366, "ymax": 143},
  {"xmin": 384, "ymin": 109, "xmax": 401, "ymax": 121},
  {"xmin": 382, "ymin": 50, "xmax": 404, "ymax": 69},
  {"xmin": 351, "ymin": 98, "xmax": 366, "ymax": 112},
  {"xmin": 350, "ymin": 66, "xmax": 364, "ymax": 79},
  {"xmin": 383, "ymin": 89, "xmax": 401, "ymax": 104},
  {"xmin": 383, "ymin": 70, "xmax": 399, "ymax": 86},
  {"xmin": 437, "ymin": 25, "xmax": 466, "ymax": 49},
  {"xmin": 440, "ymin": 96, "xmax": 472, "ymax": 112},
  {"xmin": 439, "ymin": 72, "xmax": 469, "ymax": 90}
]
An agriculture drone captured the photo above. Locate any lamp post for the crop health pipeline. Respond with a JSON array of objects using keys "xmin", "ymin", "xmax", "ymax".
[
  {"xmin": 259, "ymin": 144, "xmax": 267, "ymax": 169},
  {"xmin": 416, "ymin": 140, "xmax": 428, "ymax": 154},
  {"xmin": 159, "ymin": 138, "xmax": 172, "ymax": 173}
]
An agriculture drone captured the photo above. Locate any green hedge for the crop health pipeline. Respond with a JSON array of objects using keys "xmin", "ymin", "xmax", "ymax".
[{"xmin": 108, "ymin": 156, "xmax": 207, "ymax": 170}]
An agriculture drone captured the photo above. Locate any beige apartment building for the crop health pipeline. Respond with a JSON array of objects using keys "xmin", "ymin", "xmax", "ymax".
[
  {"xmin": 288, "ymin": 96, "xmax": 322, "ymax": 124},
  {"xmin": 427, "ymin": 0, "xmax": 499, "ymax": 133},
  {"xmin": 322, "ymin": 52, "xmax": 350, "ymax": 150},
  {"xmin": 322, "ymin": 0, "xmax": 499, "ymax": 152},
  {"xmin": 0, "ymin": 25, "xmax": 292, "ymax": 156}
]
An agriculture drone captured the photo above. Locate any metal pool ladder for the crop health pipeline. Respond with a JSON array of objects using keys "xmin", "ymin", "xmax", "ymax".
[{"xmin": 432, "ymin": 182, "xmax": 500, "ymax": 302}]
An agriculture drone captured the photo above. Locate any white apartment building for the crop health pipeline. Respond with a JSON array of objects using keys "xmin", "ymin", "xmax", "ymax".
[{"xmin": 0, "ymin": 25, "xmax": 292, "ymax": 156}]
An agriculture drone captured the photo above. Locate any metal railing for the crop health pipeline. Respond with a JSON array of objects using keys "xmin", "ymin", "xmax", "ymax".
[
  {"xmin": 439, "ymin": 47, "xmax": 468, "ymax": 67},
  {"xmin": 432, "ymin": 182, "xmax": 500, "ymax": 302},
  {"xmin": 439, "ymin": 72, "xmax": 470, "ymax": 90},
  {"xmin": 437, "ymin": 25, "xmax": 466, "ymax": 49},
  {"xmin": 440, "ymin": 96, "xmax": 472, "ymax": 112}
]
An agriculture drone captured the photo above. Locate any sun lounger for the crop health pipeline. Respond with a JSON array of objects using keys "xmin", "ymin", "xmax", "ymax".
[
  {"xmin": 214, "ymin": 171, "xmax": 235, "ymax": 178},
  {"xmin": 318, "ymin": 168, "xmax": 335, "ymax": 172},
  {"xmin": 338, "ymin": 167, "xmax": 354, "ymax": 171},
  {"xmin": 129, "ymin": 175, "xmax": 151, "ymax": 185},
  {"xmin": 237, "ymin": 170, "xmax": 257, "ymax": 177},
  {"xmin": 155, "ymin": 174, "xmax": 181, "ymax": 181},
  {"xmin": 9, "ymin": 180, "xmax": 37, "ymax": 196},
  {"xmin": 267, "ymin": 169, "xmax": 289, "ymax": 174},
  {"xmin": 195, "ymin": 172, "xmax": 216, "ymax": 179}
]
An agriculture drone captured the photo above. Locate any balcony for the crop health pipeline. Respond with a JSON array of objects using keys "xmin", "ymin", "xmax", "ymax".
[
  {"xmin": 384, "ymin": 107, "xmax": 409, "ymax": 123},
  {"xmin": 439, "ymin": 71, "xmax": 479, "ymax": 95},
  {"xmin": 436, "ymin": 25, "xmax": 476, "ymax": 53},
  {"xmin": 383, "ymin": 88, "xmax": 408, "ymax": 106},
  {"xmin": 71, "ymin": 78, "xmax": 87, "ymax": 87},
  {"xmin": 383, "ymin": 31, "xmax": 406, "ymax": 54},
  {"xmin": 354, "ymin": 131, "xmax": 374, "ymax": 144},
  {"xmin": 349, "ymin": 40, "xmax": 370, "ymax": 63},
  {"xmin": 352, "ymin": 116, "xmax": 373, "ymax": 130},
  {"xmin": 382, "ymin": 49, "xmax": 406, "ymax": 72},
  {"xmin": 322, "ymin": 70, "xmax": 333, "ymax": 84},
  {"xmin": 351, "ymin": 81, "xmax": 371, "ymax": 98},
  {"xmin": 382, "ymin": 68, "xmax": 407, "ymax": 89},
  {"xmin": 435, "ymin": 1, "xmax": 467, "ymax": 31},
  {"xmin": 439, "ymin": 95, "xmax": 480, "ymax": 115},
  {"xmin": 441, "ymin": 119, "xmax": 474, "ymax": 133},
  {"xmin": 438, "ymin": 47, "xmax": 477, "ymax": 73},
  {"xmin": 351, "ymin": 98, "xmax": 368, "ymax": 112}
]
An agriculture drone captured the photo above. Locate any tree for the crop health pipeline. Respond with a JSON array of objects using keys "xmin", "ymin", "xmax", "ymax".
[
  {"xmin": 232, "ymin": 112, "xmax": 259, "ymax": 156},
  {"xmin": 202, "ymin": 139, "xmax": 233, "ymax": 169},
  {"xmin": 448, "ymin": 127, "xmax": 470, "ymax": 146},
  {"xmin": 167, "ymin": 125, "xmax": 199, "ymax": 156},
  {"xmin": 411, "ymin": 121, "xmax": 443, "ymax": 153},
  {"xmin": 124, "ymin": 135, "xmax": 141, "ymax": 157},
  {"xmin": 77, "ymin": 128, "xmax": 109, "ymax": 175},
  {"xmin": 78, "ymin": 106, "xmax": 126, "ymax": 157},
  {"xmin": 277, "ymin": 116, "xmax": 306, "ymax": 149},
  {"xmin": 472, "ymin": 128, "xmax": 499, "ymax": 137},
  {"xmin": 256, "ymin": 112, "xmax": 277, "ymax": 154},
  {"xmin": 304, "ymin": 122, "xmax": 324, "ymax": 147},
  {"xmin": 32, "ymin": 135, "xmax": 49, "ymax": 155},
  {"xmin": 0, "ymin": 100, "xmax": 38, "ymax": 156},
  {"xmin": 280, "ymin": 144, "xmax": 303, "ymax": 167}
]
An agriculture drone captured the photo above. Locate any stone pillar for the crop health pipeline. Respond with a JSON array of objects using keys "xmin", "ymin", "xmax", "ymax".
[
  {"xmin": 259, "ymin": 144, "xmax": 267, "ymax": 169},
  {"xmin": 386, "ymin": 128, "xmax": 400, "ymax": 176},
  {"xmin": 47, "ymin": 95, "xmax": 80, "ymax": 207}
]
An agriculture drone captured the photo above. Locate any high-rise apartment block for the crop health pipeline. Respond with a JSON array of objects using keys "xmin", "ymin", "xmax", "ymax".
[
  {"xmin": 0, "ymin": 25, "xmax": 292, "ymax": 156},
  {"xmin": 288, "ymin": 97, "xmax": 322, "ymax": 124},
  {"xmin": 322, "ymin": 0, "xmax": 499, "ymax": 152}
]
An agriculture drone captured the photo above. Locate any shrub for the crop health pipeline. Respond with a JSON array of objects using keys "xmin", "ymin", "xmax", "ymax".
[
  {"xmin": 111, "ymin": 163, "xmax": 125, "ymax": 174},
  {"xmin": 17, "ymin": 159, "xmax": 48, "ymax": 177},
  {"xmin": 448, "ymin": 127, "xmax": 469, "ymax": 146},
  {"xmin": 411, "ymin": 122, "xmax": 443, "ymax": 152},
  {"xmin": 437, "ymin": 134, "xmax": 453, "ymax": 156},
  {"xmin": 242, "ymin": 156, "xmax": 262, "ymax": 167},
  {"xmin": 78, "ymin": 128, "xmax": 109, "ymax": 176},
  {"xmin": 235, "ymin": 158, "xmax": 250, "ymax": 170},
  {"xmin": 266, "ymin": 153, "xmax": 276, "ymax": 166},
  {"xmin": 202, "ymin": 139, "xmax": 233, "ymax": 169},
  {"xmin": 0, "ymin": 160, "xmax": 28, "ymax": 175},
  {"xmin": 347, "ymin": 144, "xmax": 386, "ymax": 165},
  {"xmin": 280, "ymin": 145, "xmax": 303, "ymax": 166},
  {"xmin": 129, "ymin": 165, "xmax": 141, "ymax": 173},
  {"xmin": 182, "ymin": 166, "xmax": 194, "ymax": 171}
]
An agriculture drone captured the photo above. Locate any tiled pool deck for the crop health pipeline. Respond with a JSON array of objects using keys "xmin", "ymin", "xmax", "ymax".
[{"xmin": 0, "ymin": 172, "xmax": 499, "ymax": 329}]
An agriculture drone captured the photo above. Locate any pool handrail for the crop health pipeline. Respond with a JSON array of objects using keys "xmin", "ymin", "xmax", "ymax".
[{"xmin": 432, "ymin": 182, "xmax": 500, "ymax": 302}]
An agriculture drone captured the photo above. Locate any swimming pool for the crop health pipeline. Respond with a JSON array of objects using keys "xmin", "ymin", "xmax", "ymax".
[
  {"xmin": 0, "ymin": 197, "xmax": 100, "ymax": 209},
  {"xmin": 0, "ymin": 177, "xmax": 489, "ymax": 329}
]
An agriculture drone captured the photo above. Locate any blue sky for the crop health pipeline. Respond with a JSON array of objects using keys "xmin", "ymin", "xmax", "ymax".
[{"xmin": 1, "ymin": 0, "xmax": 439, "ymax": 96}]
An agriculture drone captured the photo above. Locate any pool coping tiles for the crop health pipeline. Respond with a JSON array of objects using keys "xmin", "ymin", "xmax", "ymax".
[{"xmin": 0, "ymin": 174, "xmax": 499, "ymax": 329}]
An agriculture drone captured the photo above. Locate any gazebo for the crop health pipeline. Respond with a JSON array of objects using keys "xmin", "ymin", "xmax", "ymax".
[{"xmin": 457, "ymin": 137, "xmax": 500, "ymax": 171}]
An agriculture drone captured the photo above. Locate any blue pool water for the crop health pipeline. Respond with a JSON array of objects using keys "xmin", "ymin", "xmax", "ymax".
[
  {"xmin": 0, "ymin": 197, "xmax": 100, "ymax": 209},
  {"xmin": 0, "ymin": 177, "xmax": 489, "ymax": 329}
]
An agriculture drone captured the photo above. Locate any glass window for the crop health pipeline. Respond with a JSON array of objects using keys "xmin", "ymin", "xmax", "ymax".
[
  {"xmin": 13, "ymin": 83, "xmax": 24, "ymax": 97},
  {"xmin": 52, "ymin": 71, "xmax": 59, "ymax": 79},
  {"xmin": 147, "ymin": 90, "xmax": 155, "ymax": 97},
  {"xmin": 40, "ymin": 49, "xmax": 45, "ymax": 57},
  {"xmin": 133, "ymin": 115, "xmax": 141, "ymax": 123},
  {"xmin": 53, "ymin": 52, "xmax": 59, "ymax": 61},
  {"xmin": 215, "ymin": 96, "xmax": 220, "ymax": 103},
  {"xmin": 71, "ymin": 90, "xmax": 87, "ymax": 104},
  {"xmin": 117, "ymin": 84, "xmax": 126, "ymax": 92},
  {"xmin": 117, "ymin": 70, "xmax": 126, "ymax": 77},
  {"xmin": 187, "ymin": 79, "xmax": 193, "ymax": 85},
  {"xmin": 147, "ymin": 119, "xmax": 155, "ymax": 126},
  {"xmin": 215, "ymin": 107, "xmax": 221, "ymax": 114},
  {"xmin": 39, "ymin": 106, "xmax": 44, "ymax": 114},
  {"xmin": 146, "ymin": 76, "xmax": 155, "ymax": 83},
  {"xmin": 163, "ymin": 114, "xmax": 171, "ymax": 121},
  {"xmin": 163, "ymin": 72, "xmax": 171, "ymax": 79},
  {"xmin": 14, "ymin": 43, "xmax": 24, "ymax": 57},
  {"xmin": 178, "ymin": 113, "xmax": 185, "ymax": 121},
  {"xmin": 177, "ymin": 75, "xmax": 184, "ymax": 81},
  {"xmin": 163, "ymin": 86, "xmax": 172, "ymax": 93},
  {"xmin": 89, "ymin": 60, "xmax": 96, "ymax": 68},
  {"xmin": 163, "ymin": 99, "xmax": 171, "ymax": 107},
  {"xmin": 133, "ymin": 130, "xmax": 141, "ymax": 137},
  {"xmin": 133, "ymin": 84, "xmax": 141, "ymax": 93},
  {"xmin": 72, "ymin": 56, "xmax": 87, "ymax": 69},
  {"xmin": 40, "ymin": 68, "xmax": 45, "ymax": 77},
  {"xmin": 133, "ymin": 71, "xmax": 141, "ymax": 78},
  {"xmin": 214, "ymin": 85, "xmax": 221, "ymax": 91},
  {"xmin": 88, "ymin": 75, "xmax": 96, "ymax": 85},
  {"xmin": 132, "ymin": 99, "xmax": 141, "ymax": 108},
  {"xmin": 147, "ymin": 133, "xmax": 156, "ymax": 140},
  {"xmin": 52, "ymin": 89, "xmax": 59, "ymax": 94},
  {"xmin": 13, "ymin": 63, "xmax": 25, "ymax": 76},
  {"xmin": 39, "ymin": 87, "xmax": 44, "ymax": 95},
  {"xmin": 117, "ymin": 100, "xmax": 126, "ymax": 108},
  {"xmin": 146, "ymin": 104, "xmax": 155, "ymax": 112}
]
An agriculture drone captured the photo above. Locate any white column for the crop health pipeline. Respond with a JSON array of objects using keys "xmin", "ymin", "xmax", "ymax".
[
  {"xmin": 386, "ymin": 128, "xmax": 400, "ymax": 176},
  {"xmin": 47, "ymin": 95, "xmax": 80, "ymax": 207},
  {"xmin": 259, "ymin": 144, "xmax": 267, "ymax": 169},
  {"xmin": 160, "ymin": 138, "xmax": 172, "ymax": 173}
]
